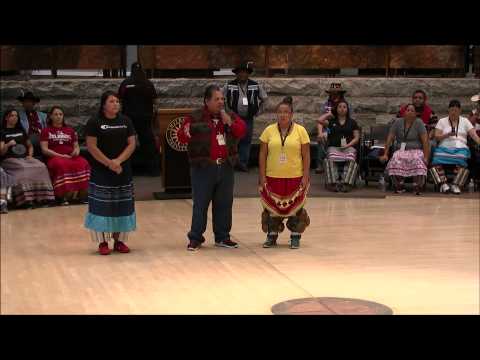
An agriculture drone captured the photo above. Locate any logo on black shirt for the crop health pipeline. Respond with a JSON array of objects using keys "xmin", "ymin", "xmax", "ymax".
[{"xmin": 100, "ymin": 125, "xmax": 128, "ymax": 130}]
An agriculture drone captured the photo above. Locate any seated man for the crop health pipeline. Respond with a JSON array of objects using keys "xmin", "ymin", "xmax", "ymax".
[
  {"xmin": 430, "ymin": 100, "xmax": 480, "ymax": 194},
  {"xmin": 397, "ymin": 89, "xmax": 438, "ymax": 146},
  {"xmin": 17, "ymin": 91, "xmax": 48, "ymax": 157},
  {"xmin": 397, "ymin": 90, "xmax": 437, "ymax": 128}
]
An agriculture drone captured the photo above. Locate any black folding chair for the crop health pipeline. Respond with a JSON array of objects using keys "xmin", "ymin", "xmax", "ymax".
[
  {"xmin": 470, "ymin": 142, "xmax": 480, "ymax": 191},
  {"xmin": 362, "ymin": 124, "xmax": 392, "ymax": 186}
]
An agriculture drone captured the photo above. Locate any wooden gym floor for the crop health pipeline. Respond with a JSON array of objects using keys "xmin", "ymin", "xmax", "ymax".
[{"xmin": 1, "ymin": 195, "xmax": 478, "ymax": 314}]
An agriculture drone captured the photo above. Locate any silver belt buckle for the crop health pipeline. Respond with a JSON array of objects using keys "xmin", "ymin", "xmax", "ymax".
[{"xmin": 216, "ymin": 158, "xmax": 224, "ymax": 165}]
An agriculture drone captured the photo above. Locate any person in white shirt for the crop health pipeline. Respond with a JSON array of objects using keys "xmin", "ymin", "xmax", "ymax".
[{"xmin": 430, "ymin": 100, "xmax": 480, "ymax": 194}]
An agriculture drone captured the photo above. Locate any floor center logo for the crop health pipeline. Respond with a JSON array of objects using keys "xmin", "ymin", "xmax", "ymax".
[{"xmin": 166, "ymin": 116, "xmax": 188, "ymax": 152}]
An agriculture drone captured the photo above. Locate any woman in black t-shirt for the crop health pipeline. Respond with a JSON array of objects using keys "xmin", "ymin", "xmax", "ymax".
[
  {"xmin": 318, "ymin": 101, "xmax": 360, "ymax": 192},
  {"xmin": 0, "ymin": 109, "xmax": 54, "ymax": 208},
  {"xmin": 84, "ymin": 91, "xmax": 137, "ymax": 255}
]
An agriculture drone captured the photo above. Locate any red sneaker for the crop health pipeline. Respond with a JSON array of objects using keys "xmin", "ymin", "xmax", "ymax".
[
  {"xmin": 98, "ymin": 241, "xmax": 111, "ymax": 255},
  {"xmin": 113, "ymin": 241, "xmax": 130, "ymax": 253}
]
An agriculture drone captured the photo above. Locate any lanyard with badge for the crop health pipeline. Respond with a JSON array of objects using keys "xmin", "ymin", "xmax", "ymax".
[
  {"xmin": 239, "ymin": 83, "xmax": 249, "ymax": 106},
  {"xmin": 449, "ymin": 118, "xmax": 459, "ymax": 137},
  {"xmin": 338, "ymin": 120, "xmax": 348, "ymax": 147},
  {"xmin": 278, "ymin": 122, "xmax": 292, "ymax": 164},
  {"xmin": 212, "ymin": 117, "xmax": 226, "ymax": 146},
  {"xmin": 400, "ymin": 120, "xmax": 414, "ymax": 151}
]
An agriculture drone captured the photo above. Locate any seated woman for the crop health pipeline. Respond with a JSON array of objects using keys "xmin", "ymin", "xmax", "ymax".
[
  {"xmin": 258, "ymin": 96, "xmax": 311, "ymax": 249},
  {"xmin": 379, "ymin": 104, "xmax": 430, "ymax": 195},
  {"xmin": 40, "ymin": 106, "xmax": 90, "ymax": 205},
  {"xmin": 0, "ymin": 166, "xmax": 14, "ymax": 213},
  {"xmin": 430, "ymin": 100, "xmax": 480, "ymax": 194},
  {"xmin": 0, "ymin": 109, "xmax": 55, "ymax": 208},
  {"xmin": 318, "ymin": 100, "xmax": 360, "ymax": 192}
]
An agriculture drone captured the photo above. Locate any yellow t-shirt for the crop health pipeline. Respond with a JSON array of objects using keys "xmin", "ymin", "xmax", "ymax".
[{"xmin": 259, "ymin": 122, "xmax": 310, "ymax": 178}]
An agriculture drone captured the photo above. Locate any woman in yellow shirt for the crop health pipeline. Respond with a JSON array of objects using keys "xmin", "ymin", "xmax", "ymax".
[{"xmin": 258, "ymin": 96, "xmax": 311, "ymax": 249}]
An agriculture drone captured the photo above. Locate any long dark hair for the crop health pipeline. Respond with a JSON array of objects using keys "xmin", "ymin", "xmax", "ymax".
[
  {"xmin": 2, "ymin": 108, "xmax": 23, "ymax": 131},
  {"xmin": 404, "ymin": 103, "xmax": 416, "ymax": 115},
  {"xmin": 47, "ymin": 106, "xmax": 67, "ymax": 127},
  {"xmin": 99, "ymin": 91, "xmax": 120, "ymax": 117},
  {"xmin": 331, "ymin": 100, "xmax": 352, "ymax": 121}
]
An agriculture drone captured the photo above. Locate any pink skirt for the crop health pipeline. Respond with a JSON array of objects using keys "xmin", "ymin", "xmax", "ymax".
[
  {"xmin": 327, "ymin": 146, "xmax": 357, "ymax": 162},
  {"xmin": 386, "ymin": 149, "xmax": 427, "ymax": 177}
]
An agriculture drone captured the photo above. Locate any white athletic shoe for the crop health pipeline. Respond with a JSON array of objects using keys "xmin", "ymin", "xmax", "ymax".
[
  {"xmin": 440, "ymin": 184, "xmax": 450, "ymax": 193},
  {"xmin": 451, "ymin": 184, "xmax": 461, "ymax": 194}
]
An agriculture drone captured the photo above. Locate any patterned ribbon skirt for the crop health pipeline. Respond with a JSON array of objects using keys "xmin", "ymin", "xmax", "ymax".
[
  {"xmin": 386, "ymin": 149, "xmax": 427, "ymax": 177},
  {"xmin": 260, "ymin": 176, "xmax": 308, "ymax": 217},
  {"xmin": 431, "ymin": 146, "xmax": 471, "ymax": 168},
  {"xmin": 84, "ymin": 167, "xmax": 136, "ymax": 241}
]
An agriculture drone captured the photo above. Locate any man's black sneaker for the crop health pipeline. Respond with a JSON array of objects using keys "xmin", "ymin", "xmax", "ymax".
[
  {"xmin": 187, "ymin": 240, "xmax": 202, "ymax": 251},
  {"xmin": 215, "ymin": 239, "xmax": 239, "ymax": 248}
]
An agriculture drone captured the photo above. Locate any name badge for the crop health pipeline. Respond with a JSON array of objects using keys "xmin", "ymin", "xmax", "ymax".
[
  {"xmin": 216, "ymin": 134, "xmax": 226, "ymax": 146},
  {"xmin": 279, "ymin": 152, "xmax": 287, "ymax": 164},
  {"xmin": 400, "ymin": 142, "xmax": 407, "ymax": 151},
  {"xmin": 341, "ymin": 137, "xmax": 347, "ymax": 147},
  {"xmin": 242, "ymin": 97, "xmax": 248, "ymax": 106}
]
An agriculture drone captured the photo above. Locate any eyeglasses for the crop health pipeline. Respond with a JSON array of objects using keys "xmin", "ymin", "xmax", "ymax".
[{"xmin": 413, "ymin": 96, "xmax": 424, "ymax": 100}]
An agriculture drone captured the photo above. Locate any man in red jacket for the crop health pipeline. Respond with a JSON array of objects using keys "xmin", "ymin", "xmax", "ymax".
[
  {"xmin": 177, "ymin": 85, "xmax": 246, "ymax": 251},
  {"xmin": 397, "ymin": 89, "xmax": 438, "ymax": 137}
]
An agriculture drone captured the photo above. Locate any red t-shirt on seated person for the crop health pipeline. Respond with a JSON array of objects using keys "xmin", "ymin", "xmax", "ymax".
[{"xmin": 40, "ymin": 126, "xmax": 78, "ymax": 155}]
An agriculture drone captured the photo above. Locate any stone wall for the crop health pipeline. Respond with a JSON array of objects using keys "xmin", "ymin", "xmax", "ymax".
[{"xmin": 1, "ymin": 78, "xmax": 478, "ymax": 141}]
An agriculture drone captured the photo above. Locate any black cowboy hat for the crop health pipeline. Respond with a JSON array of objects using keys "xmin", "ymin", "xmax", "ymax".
[
  {"xmin": 325, "ymin": 83, "xmax": 347, "ymax": 94},
  {"xmin": 233, "ymin": 62, "xmax": 254, "ymax": 75},
  {"xmin": 17, "ymin": 91, "xmax": 40, "ymax": 103}
]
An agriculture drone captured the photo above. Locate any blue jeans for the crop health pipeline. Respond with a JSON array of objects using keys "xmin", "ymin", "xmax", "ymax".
[
  {"xmin": 238, "ymin": 117, "xmax": 254, "ymax": 167},
  {"xmin": 188, "ymin": 162, "xmax": 234, "ymax": 243}
]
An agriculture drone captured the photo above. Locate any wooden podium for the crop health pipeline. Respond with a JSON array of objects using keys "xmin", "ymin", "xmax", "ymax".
[{"xmin": 153, "ymin": 108, "xmax": 193, "ymax": 200}]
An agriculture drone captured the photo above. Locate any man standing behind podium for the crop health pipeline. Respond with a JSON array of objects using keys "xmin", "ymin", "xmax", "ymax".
[
  {"xmin": 177, "ymin": 85, "xmax": 246, "ymax": 251},
  {"xmin": 118, "ymin": 62, "xmax": 160, "ymax": 176}
]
